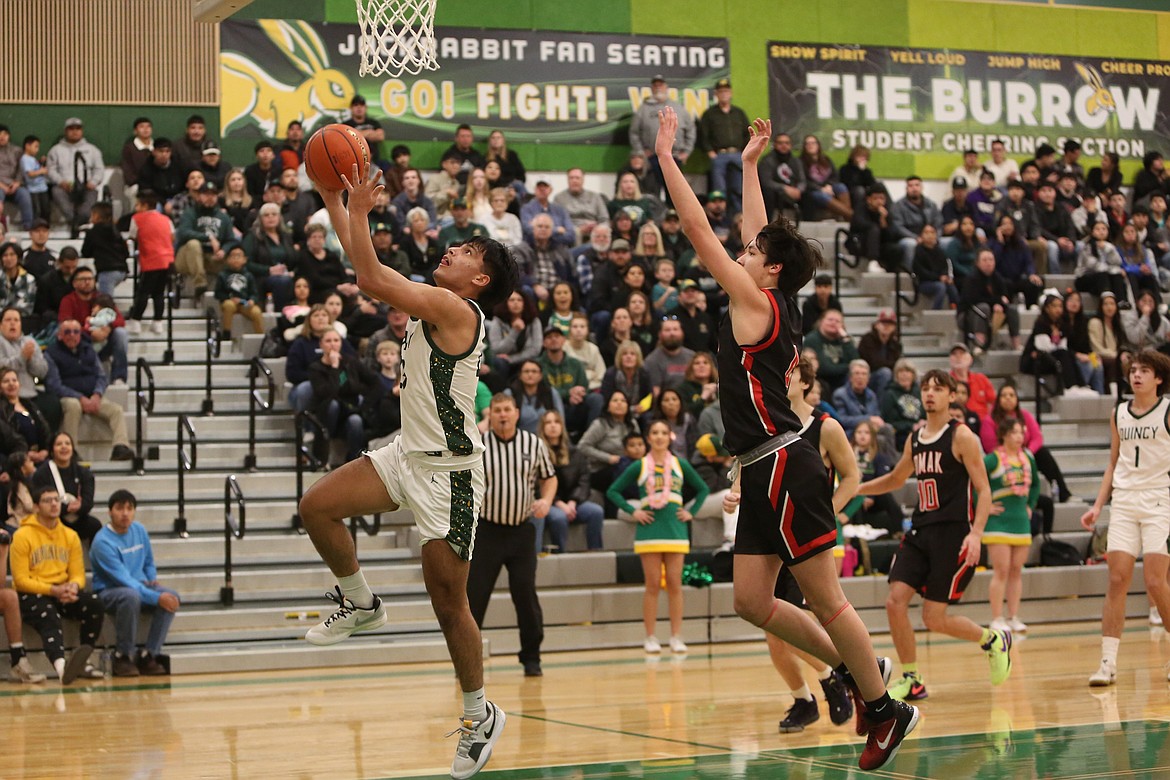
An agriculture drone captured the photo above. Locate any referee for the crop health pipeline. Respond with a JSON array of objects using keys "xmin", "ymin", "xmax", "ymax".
[{"xmin": 467, "ymin": 393, "xmax": 557, "ymax": 677}]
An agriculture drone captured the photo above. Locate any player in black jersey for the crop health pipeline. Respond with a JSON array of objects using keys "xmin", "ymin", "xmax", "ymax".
[
  {"xmin": 858, "ymin": 369, "xmax": 1012, "ymax": 701},
  {"xmin": 656, "ymin": 108, "xmax": 917, "ymax": 772}
]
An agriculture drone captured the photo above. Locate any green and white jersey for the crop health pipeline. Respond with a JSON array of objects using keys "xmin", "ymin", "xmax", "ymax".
[{"xmin": 398, "ymin": 300, "xmax": 486, "ymax": 469}]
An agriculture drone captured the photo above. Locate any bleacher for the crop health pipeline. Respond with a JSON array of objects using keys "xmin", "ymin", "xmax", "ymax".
[{"xmin": 0, "ymin": 195, "xmax": 1135, "ymax": 679}]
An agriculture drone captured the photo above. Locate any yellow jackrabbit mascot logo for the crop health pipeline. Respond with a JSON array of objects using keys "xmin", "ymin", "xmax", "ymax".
[
  {"xmin": 1075, "ymin": 63, "xmax": 1116, "ymax": 117},
  {"xmin": 221, "ymin": 20, "xmax": 356, "ymax": 137}
]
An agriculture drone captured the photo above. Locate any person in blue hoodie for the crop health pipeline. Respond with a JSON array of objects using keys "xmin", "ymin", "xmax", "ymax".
[{"xmin": 90, "ymin": 489, "xmax": 180, "ymax": 677}]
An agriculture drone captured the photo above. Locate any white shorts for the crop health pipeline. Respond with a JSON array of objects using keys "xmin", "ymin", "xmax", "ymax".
[
  {"xmin": 1107, "ymin": 489, "xmax": 1170, "ymax": 558},
  {"xmin": 365, "ymin": 438, "xmax": 486, "ymax": 561}
]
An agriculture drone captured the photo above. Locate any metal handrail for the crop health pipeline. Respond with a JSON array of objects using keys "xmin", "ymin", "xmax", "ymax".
[
  {"xmin": 220, "ymin": 475, "xmax": 246, "ymax": 607},
  {"xmin": 202, "ymin": 311, "xmax": 221, "ymax": 415},
  {"xmin": 244, "ymin": 357, "xmax": 276, "ymax": 471},
  {"xmin": 290, "ymin": 410, "xmax": 328, "ymax": 533},
  {"xmin": 162, "ymin": 270, "xmax": 180, "ymax": 365},
  {"xmin": 348, "ymin": 513, "xmax": 382, "ymax": 554},
  {"xmin": 833, "ymin": 227, "xmax": 861, "ymax": 300},
  {"xmin": 174, "ymin": 414, "xmax": 197, "ymax": 538},
  {"xmin": 892, "ymin": 268, "xmax": 920, "ymax": 341},
  {"xmin": 133, "ymin": 357, "xmax": 156, "ymax": 475}
]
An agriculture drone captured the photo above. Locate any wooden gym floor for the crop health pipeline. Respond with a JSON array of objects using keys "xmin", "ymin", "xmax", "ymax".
[{"xmin": 4, "ymin": 622, "xmax": 1170, "ymax": 779}]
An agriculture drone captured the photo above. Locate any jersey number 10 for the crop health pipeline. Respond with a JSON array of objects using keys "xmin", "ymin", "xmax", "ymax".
[{"xmin": 917, "ymin": 478, "xmax": 940, "ymax": 512}]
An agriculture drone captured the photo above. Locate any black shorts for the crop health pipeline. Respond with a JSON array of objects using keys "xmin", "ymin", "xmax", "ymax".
[
  {"xmin": 774, "ymin": 566, "xmax": 809, "ymax": 609},
  {"xmin": 888, "ymin": 523, "xmax": 975, "ymax": 604},
  {"xmin": 734, "ymin": 438, "xmax": 837, "ymax": 565}
]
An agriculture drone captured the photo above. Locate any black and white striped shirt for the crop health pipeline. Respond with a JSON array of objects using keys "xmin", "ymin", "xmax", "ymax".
[{"xmin": 481, "ymin": 429, "xmax": 556, "ymax": 526}]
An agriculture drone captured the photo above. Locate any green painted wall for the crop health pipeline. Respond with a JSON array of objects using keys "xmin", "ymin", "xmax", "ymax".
[{"xmin": 3, "ymin": 0, "xmax": 1170, "ymax": 177}]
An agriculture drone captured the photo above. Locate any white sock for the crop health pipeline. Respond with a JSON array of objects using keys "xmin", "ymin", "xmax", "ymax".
[
  {"xmin": 722, "ymin": 508, "xmax": 739, "ymax": 542},
  {"xmin": 53, "ymin": 657, "xmax": 66, "ymax": 680},
  {"xmin": 463, "ymin": 688, "xmax": 487, "ymax": 722},
  {"xmin": 816, "ymin": 666, "xmax": 832, "ymax": 681},
  {"xmin": 1102, "ymin": 636, "xmax": 1120, "ymax": 665},
  {"xmin": 791, "ymin": 683, "xmax": 813, "ymax": 702},
  {"xmin": 338, "ymin": 570, "xmax": 375, "ymax": 609}
]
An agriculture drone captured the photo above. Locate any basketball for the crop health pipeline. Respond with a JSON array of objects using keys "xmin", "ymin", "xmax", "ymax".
[{"xmin": 304, "ymin": 123, "xmax": 371, "ymax": 191}]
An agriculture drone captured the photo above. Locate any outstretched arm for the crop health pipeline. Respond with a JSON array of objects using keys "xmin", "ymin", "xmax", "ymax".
[
  {"xmin": 654, "ymin": 108, "xmax": 771, "ymax": 343},
  {"xmin": 319, "ymin": 188, "xmax": 352, "ymax": 254},
  {"xmin": 739, "ymin": 118, "xmax": 772, "ymax": 250},
  {"xmin": 331, "ymin": 164, "xmax": 476, "ymax": 332},
  {"xmin": 857, "ymin": 436, "xmax": 914, "ymax": 495}
]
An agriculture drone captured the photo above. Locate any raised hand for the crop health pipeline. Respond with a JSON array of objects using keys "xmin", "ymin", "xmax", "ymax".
[
  {"xmin": 741, "ymin": 118, "xmax": 772, "ymax": 166},
  {"xmin": 341, "ymin": 162, "xmax": 384, "ymax": 216},
  {"xmin": 655, "ymin": 108, "xmax": 679, "ymax": 158}
]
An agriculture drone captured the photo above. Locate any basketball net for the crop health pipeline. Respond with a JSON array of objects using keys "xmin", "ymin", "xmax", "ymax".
[{"xmin": 355, "ymin": 0, "xmax": 439, "ymax": 77}]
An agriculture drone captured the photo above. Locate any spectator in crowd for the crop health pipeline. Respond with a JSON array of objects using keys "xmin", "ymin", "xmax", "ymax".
[
  {"xmin": 1117, "ymin": 222, "xmax": 1162, "ymax": 302},
  {"xmin": 90, "ymin": 489, "xmax": 178, "ymax": 677},
  {"xmin": 543, "ymin": 281, "xmax": 582, "ymax": 336},
  {"xmin": 425, "ymin": 151, "xmax": 463, "ymax": 221},
  {"xmin": 892, "ymin": 176, "xmax": 945, "ymax": 269},
  {"xmin": 436, "ymin": 198, "xmax": 489, "ymax": 253},
  {"xmin": 279, "ymin": 167, "xmax": 316, "ymax": 243},
  {"xmin": 172, "ymin": 114, "xmax": 207, "ymax": 171},
  {"xmin": 44, "ymin": 322, "xmax": 133, "ymax": 463},
  {"xmin": 881, "ymin": 358, "xmax": 924, "ymax": 450},
  {"xmin": 676, "ymin": 351, "xmax": 718, "ymax": 419},
  {"xmin": 1122, "ymin": 289, "xmax": 1170, "ymax": 352},
  {"xmin": 851, "ymin": 184, "xmax": 902, "ymax": 271},
  {"xmin": 949, "ymin": 342, "xmax": 996, "ymax": 417},
  {"xmin": 1087, "ymin": 152, "xmax": 1122, "ymax": 200},
  {"xmin": 197, "ymin": 140, "xmax": 231, "ymax": 190},
  {"xmin": 601, "ymin": 339, "xmax": 653, "ymax": 408},
  {"xmin": 359, "ymin": 340, "xmax": 402, "ymax": 440},
  {"xmin": 607, "ymin": 172, "xmax": 658, "ymax": 230},
  {"xmin": 1133, "ymin": 151, "xmax": 1167, "ymax": 205},
  {"xmin": 509, "ymin": 359, "xmax": 563, "ymax": 434},
  {"xmin": 513, "ymin": 214, "xmax": 575, "ymax": 305},
  {"xmin": 579, "ymin": 389, "xmax": 641, "ymax": 488},
  {"xmin": 219, "ymin": 168, "xmax": 254, "ymax": 233},
  {"xmin": 537, "ymin": 327, "xmax": 600, "ymax": 438},
  {"xmin": 625, "ymin": 291, "xmax": 659, "ymax": 356},
  {"xmin": 242, "ymin": 202, "xmax": 296, "ymax": 310},
  {"xmin": 989, "ymin": 215, "xmax": 1043, "ymax": 309},
  {"xmin": 1075, "ymin": 219, "xmax": 1128, "ymax": 301},
  {"xmin": 1089, "ymin": 291, "xmax": 1129, "ymax": 392},
  {"xmin": 138, "ymin": 139, "xmax": 186, "ymax": 211},
  {"xmin": 400, "ymin": 206, "xmax": 441, "ymax": 283},
  {"xmin": 82, "ymin": 202, "xmax": 130, "ymax": 296},
  {"xmin": 481, "ymin": 187, "xmax": 523, "ymax": 248},
  {"xmin": 19, "ymin": 135, "xmax": 50, "ymax": 223},
  {"xmin": 857, "ymin": 308, "xmax": 901, "ymax": 395},
  {"xmin": 758, "ymin": 132, "xmax": 805, "ymax": 219},
  {"xmin": 468, "ymin": 393, "xmax": 554, "ymax": 676},
  {"xmin": 995, "ymin": 180, "xmax": 1046, "ymax": 272},
  {"xmin": 1052, "ymin": 139, "xmax": 1084, "ymax": 184},
  {"xmin": 1148, "ymin": 194, "xmax": 1170, "ymax": 262},
  {"xmin": 1054, "ymin": 172, "xmax": 1082, "ymax": 214},
  {"xmin": 297, "ymin": 223, "xmax": 353, "ymax": 303},
  {"xmin": 391, "ymin": 169, "xmax": 436, "ymax": 231},
  {"xmin": 1035, "ymin": 181, "xmax": 1078, "ymax": 273},
  {"xmin": 21, "ymin": 218, "xmax": 55, "ymax": 279},
  {"xmin": 215, "ymin": 243, "xmax": 264, "ymax": 339},
  {"xmin": 554, "ymin": 167, "xmax": 609, "ymax": 242},
  {"xmin": 610, "ymin": 209, "xmax": 637, "ymax": 245},
  {"xmin": 1072, "ymin": 191, "xmax": 1109, "ymax": 240},
  {"xmin": 485, "ymin": 130, "xmax": 526, "ymax": 193},
  {"xmin": 273, "ymin": 277, "xmax": 314, "ymax": 355},
  {"xmin": 243, "ymin": 140, "xmax": 282, "ymax": 202},
  {"xmin": 488, "ymin": 290, "xmax": 542, "ymax": 377},
  {"xmin": 284, "ymin": 304, "xmax": 356, "ymax": 413},
  {"xmin": 30, "ymin": 431, "xmax": 100, "ymax": 545},
  {"xmin": 46, "ymin": 118, "xmax": 104, "ymax": 238},
  {"xmin": 913, "ymin": 225, "xmax": 959, "ymax": 310},
  {"xmin": 799, "ymin": 134, "xmax": 850, "ymax": 220},
  {"xmin": 0, "ymin": 309, "xmax": 55, "ymax": 432},
  {"xmin": 0, "ymin": 124, "xmax": 33, "ymax": 229},
  {"xmin": 689, "ymin": 432, "xmax": 739, "ymax": 548},
  {"xmin": 175, "ymin": 181, "xmax": 233, "ymax": 298},
  {"xmin": 516, "ymin": 180, "xmax": 571, "ymax": 246},
  {"xmin": 838, "ymin": 144, "xmax": 877, "ymax": 209},
  {"xmin": 380, "ymin": 144, "xmax": 411, "ymax": 199},
  {"xmin": 635, "ymin": 222, "xmax": 668, "ymax": 269},
  {"xmin": 659, "ymin": 209, "xmax": 692, "ymax": 263},
  {"xmin": 6, "ymin": 451, "xmax": 37, "ymax": 532},
  {"xmin": 463, "ymin": 168, "xmax": 493, "ymax": 223},
  {"xmin": 11, "ymin": 483, "xmax": 103, "ymax": 683},
  {"xmin": 442, "ymin": 124, "xmax": 486, "ymax": 185},
  {"xmin": 698, "ymin": 78, "xmax": 750, "ymax": 214},
  {"xmin": 644, "ymin": 317, "xmax": 694, "ymax": 395},
  {"xmin": 832, "ymin": 360, "xmax": 884, "ymax": 439},
  {"xmin": 983, "ymin": 383, "xmax": 1073, "ymax": 502},
  {"xmin": 168, "ymin": 168, "xmax": 206, "ymax": 227},
  {"xmin": 981, "ymin": 417, "xmax": 1040, "ymax": 635},
  {"xmin": 966, "ymin": 169, "xmax": 1002, "ymax": 236},
  {"xmin": 279, "ymin": 119, "xmax": 305, "ymax": 172},
  {"xmin": 801, "ymin": 274, "xmax": 841, "ymax": 335},
  {"xmin": 1061, "ymin": 289, "xmax": 1104, "ymax": 393},
  {"xmin": 646, "ymin": 387, "xmax": 697, "ymax": 459},
  {"xmin": 537, "ymin": 410, "xmax": 604, "ymax": 552},
  {"xmin": 1020, "ymin": 290, "xmax": 1081, "ymax": 394},
  {"xmin": 58, "ymin": 266, "xmax": 128, "ymax": 384},
  {"xmin": 629, "ymin": 75, "xmax": 695, "ymax": 201},
  {"xmin": 839, "ymin": 420, "xmax": 903, "ymax": 537},
  {"xmin": 608, "ymin": 418, "xmax": 707, "ymax": 655},
  {"xmin": 650, "ymin": 257, "xmax": 678, "ymax": 316},
  {"xmin": 0, "ymin": 369, "xmax": 50, "ymax": 463},
  {"xmin": 984, "ymin": 138, "xmax": 1020, "ymax": 187},
  {"xmin": 125, "ymin": 192, "xmax": 174, "ymax": 336},
  {"xmin": 308, "ymin": 328, "xmax": 375, "ymax": 465},
  {"xmin": 343, "ymin": 95, "xmax": 386, "ymax": 167},
  {"xmin": 0, "ymin": 242, "xmax": 35, "ymax": 326},
  {"xmin": 563, "ymin": 313, "xmax": 604, "ymax": 391},
  {"xmin": 946, "ymin": 214, "xmax": 984, "ymax": 284},
  {"xmin": 667, "ymin": 279, "xmax": 716, "ymax": 353},
  {"xmin": 950, "ymin": 150, "xmax": 984, "ymax": 193},
  {"xmin": 804, "ymin": 309, "xmax": 857, "ymax": 392},
  {"xmin": 1106, "ymin": 191, "xmax": 1130, "ymax": 242},
  {"xmin": 941, "ymin": 176, "xmax": 975, "ymax": 238},
  {"xmin": 33, "ymin": 246, "xmax": 74, "ymax": 337}
]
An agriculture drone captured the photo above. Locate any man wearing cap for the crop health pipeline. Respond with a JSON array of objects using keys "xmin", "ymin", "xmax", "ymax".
[
  {"xmin": 950, "ymin": 150, "xmax": 983, "ymax": 194},
  {"xmin": 441, "ymin": 124, "xmax": 486, "ymax": 185},
  {"xmin": 758, "ymin": 133, "xmax": 805, "ymax": 219},
  {"xmin": 891, "ymin": 176, "xmax": 945, "ymax": 271},
  {"xmin": 858, "ymin": 309, "xmax": 902, "ymax": 396},
  {"xmin": 800, "ymin": 274, "xmax": 841, "ymax": 335},
  {"xmin": 173, "ymin": 115, "xmax": 208, "ymax": 172},
  {"xmin": 437, "ymin": 198, "xmax": 489, "ymax": 253},
  {"xmin": 278, "ymin": 167, "xmax": 315, "ymax": 243},
  {"xmin": 666, "ymin": 279, "xmax": 716, "ymax": 353},
  {"xmin": 554, "ymin": 168, "xmax": 609, "ymax": 242},
  {"xmin": 699, "ymin": 79, "xmax": 750, "ymax": 215},
  {"xmin": 949, "ymin": 342, "xmax": 996, "ymax": 417},
  {"xmin": 851, "ymin": 184, "xmax": 903, "ymax": 272},
  {"xmin": 425, "ymin": 151, "xmax": 464, "ymax": 221},
  {"xmin": 660, "ymin": 209, "xmax": 692, "ymax": 263},
  {"xmin": 138, "ymin": 139, "xmax": 186, "ymax": 206},
  {"xmin": 704, "ymin": 191, "xmax": 733, "ymax": 246},
  {"xmin": 244, "ymin": 140, "xmax": 283, "ymax": 202},
  {"xmin": 983, "ymin": 138, "xmax": 1019, "ymax": 189},
  {"xmin": 941, "ymin": 177, "xmax": 974, "ymax": 238},
  {"xmin": 587, "ymin": 238, "xmax": 633, "ymax": 326},
  {"xmin": 196, "ymin": 140, "xmax": 231, "ymax": 191},
  {"xmin": 369, "ymin": 221, "xmax": 411, "ymax": 278},
  {"xmin": 538, "ymin": 327, "xmax": 600, "ymax": 437},
  {"xmin": 46, "ymin": 118, "xmax": 104, "ymax": 238},
  {"xmin": 628, "ymin": 75, "xmax": 695, "ymax": 201},
  {"xmin": 175, "ymin": 181, "xmax": 234, "ymax": 298},
  {"xmin": 520, "ymin": 181, "xmax": 573, "ymax": 247},
  {"xmin": 344, "ymin": 95, "xmax": 387, "ymax": 169},
  {"xmin": 279, "ymin": 120, "xmax": 306, "ymax": 172},
  {"xmin": 0, "ymin": 125, "xmax": 33, "ymax": 230},
  {"xmin": 118, "ymin": 117, "xmax": 154, "ymax": 198}
]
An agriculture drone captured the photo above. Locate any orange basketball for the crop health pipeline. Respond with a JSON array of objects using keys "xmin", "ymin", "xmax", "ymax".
[{"xmin": 304, "ymin": 124, "xmax": 371, "ymax": 191}]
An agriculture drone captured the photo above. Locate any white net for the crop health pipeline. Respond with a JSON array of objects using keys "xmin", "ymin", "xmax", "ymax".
[{"xmin": 356, "ymin": 0, "xmax": 439, "ymax": 77}]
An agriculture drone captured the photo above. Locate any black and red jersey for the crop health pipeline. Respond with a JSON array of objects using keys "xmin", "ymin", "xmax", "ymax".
[
  {"xmin": 718, "ymin": 288, "xmax": 803, "ymax": 455},
  {"xmin": 800, "ymin": 412, "xmax": 835, "ymax": 485},
  {"xmin": 910, "ymin": 419, "xmax": 973, "ymax": 528}
]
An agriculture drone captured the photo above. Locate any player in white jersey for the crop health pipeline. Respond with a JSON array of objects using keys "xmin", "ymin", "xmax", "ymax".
[
  {"xmin": 301, "ymin": 162, "xmax": 518, "ymax": 780},
  {"xmin": 1082, "ymin": 350, "xmax": 1170, "ymax": 687}
]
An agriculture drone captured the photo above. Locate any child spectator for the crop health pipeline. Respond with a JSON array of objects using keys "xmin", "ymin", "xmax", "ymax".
[
  {"xmin": 81, "ymin": 202, "xmax": 130, "ymax": 296},
  {"xmin": 214, "ymin": 243, "xmax": 264, "ymax": 341},
  {"xmin": 126, "ymin": 192, "xmax": 174, "ymax": 335},
  {"xmin": 563, "ymin": 313, "xmax": 604, "ymax": 391},
  {"xmin": 651, "ymin": 257, "xmax": 678, "ymax": 316},
  {"xmin": 19, "ymin": 136, "xmax": 49, "ymax": 222}
]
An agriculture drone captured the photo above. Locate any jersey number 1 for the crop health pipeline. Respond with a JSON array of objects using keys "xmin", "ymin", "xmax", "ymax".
[
  {"xmin": 1135, "ymin": 445, "xmax": 1140, "ymax": 468},
  {"xmin": 917, "ymin": 478, "xmax": 940, "ymax": 512}
]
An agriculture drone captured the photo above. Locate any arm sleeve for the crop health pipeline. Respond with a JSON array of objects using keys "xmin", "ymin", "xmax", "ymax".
[
  {"xmin": 606, "ymin": 460, "xmax": 642, "ymax": 515},
  {"xmin": 680, "ymin": 458, "xmax": 710, "ymax": 514}
]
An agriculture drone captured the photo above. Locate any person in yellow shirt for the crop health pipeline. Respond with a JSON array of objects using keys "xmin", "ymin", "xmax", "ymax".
[{"xmin": 11, "ymin": 485, "xmax": 104, "ymax": 683}]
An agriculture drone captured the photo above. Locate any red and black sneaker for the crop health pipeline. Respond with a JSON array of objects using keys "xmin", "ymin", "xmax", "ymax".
[
  {"xmin": 859, "ymin": 699, "xmax": 919, "ymax": 771},
  {"xmin": 849, "ymin": 656, "xmax": 893, "ymax": 737}
]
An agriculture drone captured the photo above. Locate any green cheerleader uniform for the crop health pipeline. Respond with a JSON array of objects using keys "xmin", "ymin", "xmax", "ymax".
[
  {"xmin": 981, "ymin": 447, "xmax": 1040, "ymax": 546},
  {"xmin": 607, "ymin": 453, "xmax": 709, "ymax": 554}
]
